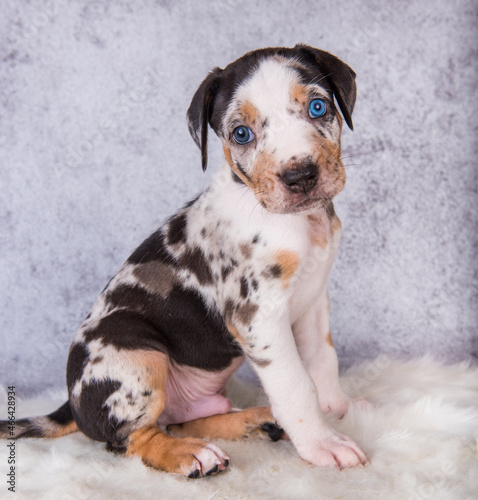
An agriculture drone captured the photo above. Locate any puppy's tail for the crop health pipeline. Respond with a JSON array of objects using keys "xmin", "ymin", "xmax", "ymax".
[{"xmin": 0, "ymin": 401, "xmax": 78, "ymax": 439}]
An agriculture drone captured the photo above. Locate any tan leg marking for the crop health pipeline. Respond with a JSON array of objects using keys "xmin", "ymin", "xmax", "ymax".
[
  {"xmin": 126, "ymin": 425, "xmax": 229, "ymax": 477},
  {"xmin": 121, "ymin": 351, "xmax": 230, "ymax": 477},
  {"xmin": 122, "ymin": 350, "xmax": 169, "ymax": 424},
  {"xmin": 167, "ymin": 406, "xmax": 286, "ymax": 441}
]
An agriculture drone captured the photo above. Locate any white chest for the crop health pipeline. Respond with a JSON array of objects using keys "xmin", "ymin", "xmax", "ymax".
[
  {"xmin": 193, "ymin": 168, "xmax": 342, "ymax": 323},
  {"xmin": 288, "ymin": 214, "xmax": 341, "ymax": 323}
]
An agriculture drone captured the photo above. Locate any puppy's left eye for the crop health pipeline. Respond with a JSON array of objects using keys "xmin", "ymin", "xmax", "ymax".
[
  {"xmin": 308, "ymin": 99, "xmax": 327, "ymax": 118},
  {"xmin": 233, "ymin": 126, "xmax": 254, "ymax": 144}
]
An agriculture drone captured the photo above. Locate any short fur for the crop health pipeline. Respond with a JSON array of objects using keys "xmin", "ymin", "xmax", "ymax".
[{"xmin": 0, "ymin": 45, "xmax": 368, "ymax": 477}]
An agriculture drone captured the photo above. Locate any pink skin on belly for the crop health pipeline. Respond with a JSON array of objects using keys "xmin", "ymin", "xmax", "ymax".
[{"xmin": 157, "ymin": 357, "xmax": 244, "ymax": 426}]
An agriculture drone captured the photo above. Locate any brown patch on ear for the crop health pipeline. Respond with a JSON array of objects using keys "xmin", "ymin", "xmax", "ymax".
[
  {"xmin": 326, "ymin": 332, "xmax": 334, "ymax": 348},
  {"xmin": 274, "ymin": 250, "xmax": 300, "ymax": 288},
  {"xmin": 291, "ymin": 84, "xmax": 309, "ymax": 106}
]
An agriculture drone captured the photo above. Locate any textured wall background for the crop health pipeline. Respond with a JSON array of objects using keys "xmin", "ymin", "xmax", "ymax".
[{"xmin": 0, "ymin": 0, "xmax": 477, "ymax": 396}]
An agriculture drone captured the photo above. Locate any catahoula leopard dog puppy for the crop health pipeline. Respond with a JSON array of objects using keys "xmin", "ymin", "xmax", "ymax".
[{"xmin": 0, "ymin": 45, "xmax": 368, "ymax": 477}]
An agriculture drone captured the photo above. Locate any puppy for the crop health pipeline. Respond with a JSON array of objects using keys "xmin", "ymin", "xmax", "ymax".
[{"xmin": 0, "ymin": 45, "xmax": 367, "ymax": 477}]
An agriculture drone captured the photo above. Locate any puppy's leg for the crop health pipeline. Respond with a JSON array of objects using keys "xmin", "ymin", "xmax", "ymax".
[
  {"xmin": 293, "ymin": 289, "xmax": 364, "ymax": 418},
  {"xmin": 167, "ymin": 406, "xmax": 285, "ymax": 442},
  {"xmin": 70, "ymin": 349, "xmax": 229, "ymax": 478},
  {"xmin": 126, "ymin": 425, "xmax": 229, "ymax": 478},
  {"xmin": 236, "ymin": 314, "xmax": 368, "ymax": 469}
]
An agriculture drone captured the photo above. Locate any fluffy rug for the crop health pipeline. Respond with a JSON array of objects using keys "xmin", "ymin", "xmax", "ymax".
[{"xmin": 1, "ymin": 357, "xmax": 477, "ymax": 500}]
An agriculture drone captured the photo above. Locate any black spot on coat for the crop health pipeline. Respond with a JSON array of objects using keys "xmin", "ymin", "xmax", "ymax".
[
  {"xmin": 66, "ymin": 342, "xmax": 89, "ymax": 392},
  {"xmin": 240, "ymin": 277, "xmax": 249, "ymax": 298},
  {"xmin": 86, "ymin": 284, "xmax": 242, "ymax": 371},
  {"xmin": 71, "ymin": 379, "xmax": 122, "ymax": 443},
  {"xmin": 168, "ymin": 212, "xmax": 188, "ymax": 245},
  {"xmin": 127, "ymin": 230, "xmax": 176, "ymax": 266},
  {"xmin": 221, "ymin": 265, "xmax": 233, "ymax": 281},
  {"xmin": 265, "ymin": 264, "xmax": 282, "ymax": 279},
  {"xmin": 48, "ymin": 401, "xmax": 74, "ymax": 426},
  {"xmin": 179, "ymin": 246, "xmax": 213, "ymax": 285}
]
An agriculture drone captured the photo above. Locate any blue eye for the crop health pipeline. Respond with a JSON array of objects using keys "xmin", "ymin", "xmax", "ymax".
[
  {"xmin": 309, "ymin": 99, "xmax": 327, "ymax": 118},
  {"xmin": 233, "ymin": 126, "xmax": 254, "ymax": 144}
]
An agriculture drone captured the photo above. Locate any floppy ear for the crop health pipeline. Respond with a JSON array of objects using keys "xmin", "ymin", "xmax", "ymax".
[
  {"xmin": 296, "ymin": 45, "xmax": 357, "ymax": 130},
  {"xmin": 186, "ymin": 67, "xmax": 222, "ymax": 171}
]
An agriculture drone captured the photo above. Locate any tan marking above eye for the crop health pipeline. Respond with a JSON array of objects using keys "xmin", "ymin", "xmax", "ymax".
[
  {"xmin": 238, "ymin": 100, "xmax": 260, "ymax": 126},
  {"xmin": 290, "ymin": 84, "xmax": 309, "ymax": 106}
]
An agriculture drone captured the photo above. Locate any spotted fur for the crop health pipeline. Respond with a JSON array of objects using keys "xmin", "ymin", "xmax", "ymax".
[{"xmin": 0, "ymin": 45, "xmax": 369, "ymax": 476}]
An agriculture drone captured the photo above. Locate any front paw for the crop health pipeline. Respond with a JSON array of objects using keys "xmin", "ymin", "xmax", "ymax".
[{"xmin": 297, "ymin": 431, "xmax": 368, "ymax": 469}]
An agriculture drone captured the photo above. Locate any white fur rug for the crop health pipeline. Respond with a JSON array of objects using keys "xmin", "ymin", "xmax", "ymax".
[{"xmin": 1, "ymin": 357, "xmax": 477, "ymax": 500}]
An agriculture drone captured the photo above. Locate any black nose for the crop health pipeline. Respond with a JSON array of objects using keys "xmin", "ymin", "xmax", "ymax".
[{"xmin": 280, "ymin": 163, "xmax": 319, "ymax": 194}]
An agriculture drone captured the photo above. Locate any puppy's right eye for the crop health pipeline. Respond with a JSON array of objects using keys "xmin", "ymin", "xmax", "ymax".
[
  {"xmin": 308, "ymin": 98, "xmax": 327, "ymax": 118},
  {"xmin": 233, "ymin": 126, "xmax": 254, "ymax": 144}
]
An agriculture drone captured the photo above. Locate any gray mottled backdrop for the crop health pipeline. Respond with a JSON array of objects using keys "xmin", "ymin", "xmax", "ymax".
[{"xmin": 1, "ymin": 0, "xmax": 477, "ymax": 396}]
